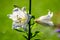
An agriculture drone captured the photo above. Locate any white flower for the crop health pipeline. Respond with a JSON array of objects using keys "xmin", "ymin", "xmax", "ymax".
[
  {"xmin": 35, "ymin": 10, "xmax": 54, "ymax": 26},
  {"xmin": 8, "ymin": 7, "xmax": 31, "ymax": 30}
]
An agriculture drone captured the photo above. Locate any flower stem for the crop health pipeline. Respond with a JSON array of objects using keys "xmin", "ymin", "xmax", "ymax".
[{"xmin": 28, "ymin": 0, "xmax": 31, "ymax": 40}]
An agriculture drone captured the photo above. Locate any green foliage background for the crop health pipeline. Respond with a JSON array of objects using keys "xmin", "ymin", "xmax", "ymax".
[{"xmin": 0, "ymin": 0, "xmax": 60, "ymax": 40}]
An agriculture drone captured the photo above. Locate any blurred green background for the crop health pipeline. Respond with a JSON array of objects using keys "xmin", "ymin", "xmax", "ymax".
[{"xmin": 0, "ymin": 0, "xmax": 60, "ymax": 40}]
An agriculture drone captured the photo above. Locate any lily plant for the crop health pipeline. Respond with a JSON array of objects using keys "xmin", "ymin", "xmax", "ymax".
[{"xmin": 8, "ymin": 6, "xmax": 60, "ymax": 40}]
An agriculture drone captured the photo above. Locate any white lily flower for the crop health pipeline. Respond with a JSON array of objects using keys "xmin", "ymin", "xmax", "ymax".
[
  {"xmin": 8, "ymin": 7, "xmax": 31, "ymax": 30},
  {"xmin": 35, "ymin": 10, "xmax": 54, "ymax": 26}
]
